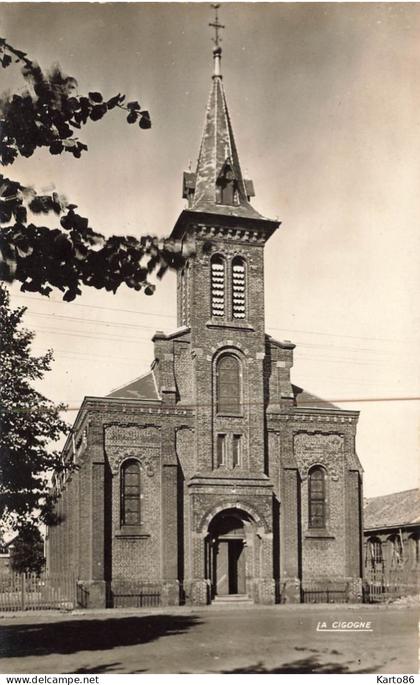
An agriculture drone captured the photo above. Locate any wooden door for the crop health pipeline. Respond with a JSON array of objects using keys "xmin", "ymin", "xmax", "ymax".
[
  {"xmin": 236, "ymin": 541, "xmax": 246, "ymax": 594},
  {"xmin": 216, "ymin": 541, "xmax": 229, "ymax": 595},
  {"xmin": 229, "ymin": 540, "xmax": 246, "ymax": 594}
]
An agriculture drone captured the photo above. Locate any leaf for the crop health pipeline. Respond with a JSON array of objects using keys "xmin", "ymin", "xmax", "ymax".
[
  {"xmin": 139, "ymin": 111, "xmax": 151, "ymax": 129},
  {"xmin": 13, "ymin": 49, "xmax": 27, "ymax": 60},
  {"xmin": 1, "ymin": 54, "xmax": 12, "ymax": 68},
  {"xmin": 66, "ymin": 97, "xmax": 79, "ymax": 112},
  {"xmin": 62, "ymin": 288, "xmax": 76, "ymax": 301},
  {"xmin": 106, "ymin": 94, "xmax": 121, "ymax": 110},
  {"xmin": 88, "ymin": 91, "xmax": 103, "ymax": 103},
  {"xmin": 127, "ymin": 100, "xmax": 140, "ymax": 110},
  {"xmin": 90, "ymin": 104, "xmax": 107, "ymax": 121},
  {"xmin": 126, "ymin": 110, "xmax": 138, "ymax": 124},
  {"xmin": 14, "ymin": 206, "xmax": 27, "ymax": 224},
  {"xmin": 49, "ymin": 141, "xmax": 64, "ymax": 155}
]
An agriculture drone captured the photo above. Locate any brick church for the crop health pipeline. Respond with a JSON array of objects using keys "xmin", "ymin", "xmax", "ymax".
[{"xmin": 47, "ymin": 39, "xmax": 364, "ymax": 608}]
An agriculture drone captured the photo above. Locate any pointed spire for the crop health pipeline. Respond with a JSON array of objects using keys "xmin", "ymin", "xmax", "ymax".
[{"xmin": 182, "ymin": 6, "xmax": 262, "ymax": 220}]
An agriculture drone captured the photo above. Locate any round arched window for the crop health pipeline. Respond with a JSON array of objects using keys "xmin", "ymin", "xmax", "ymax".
[
  {"xmin": 216, "ymin": 354, "xmax": 242, "ymax": 415},
  {"xmin": 121, "ymin": 460, "xmax": 141, "ymax": 526},
  {"xmin": 308, "ymin": 466, "xmax": 326, "ymax": 529}
]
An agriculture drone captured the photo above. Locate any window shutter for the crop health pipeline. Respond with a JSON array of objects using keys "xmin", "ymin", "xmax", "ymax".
[
  {"xmin": 232, "ymin": 258, "xmax": 246, "ymax": 319},
  {"xmin": 211, "ymin": 257, "xmax": 225, "ymax": 317}
]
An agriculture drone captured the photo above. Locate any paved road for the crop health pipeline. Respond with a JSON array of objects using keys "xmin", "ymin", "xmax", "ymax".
[{"xmin": 0, "ymin": 604, "xmax": 418, "ymax": 674}]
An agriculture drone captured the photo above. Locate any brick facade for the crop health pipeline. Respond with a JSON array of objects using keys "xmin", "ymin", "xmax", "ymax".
[{"xmin": 46, "ymin": 48, "xmax": 363, "ymax": 608}]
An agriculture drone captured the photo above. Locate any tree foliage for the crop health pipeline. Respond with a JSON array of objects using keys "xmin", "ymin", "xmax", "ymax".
[
  {"xmin": 9, "ymin": 524, "xmax": 45, "ymax": 575},
  {"xmin": 0, "ymin": 38, "xmax": 185, "ymax": 302},
  {"xmin": 0, "ymin": 284, "xmax": 68, "ymax": 533}
]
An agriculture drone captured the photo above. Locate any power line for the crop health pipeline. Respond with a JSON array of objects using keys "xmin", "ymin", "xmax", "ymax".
[
  {"xmin": 13, "ymin": 293, "xmax": 414, "ymax": 345},
  {"xmin": 24, "ymin": 310, "xmax": 411, "ymax": 359},
  {"xmin": 29, "ymin": 326, "xmax": 413, "ymax": 367},
  {"xmin": 13, "ymin": 293, "xmax": 175, "ymax": 319},
  {"xmin": 268, "ymin": 326, "xmax": 410, "ymax": 345},
  {"xmin": 25, "ymin": 310, "xmax": 161, "ymax": 332},
  {"xmin": 28, "ymin": 326, "xmax": 152, "ymax": 344}
]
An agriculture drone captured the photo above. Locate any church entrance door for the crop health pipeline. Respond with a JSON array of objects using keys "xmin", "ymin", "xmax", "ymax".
[
  {"xmin": 208, "ymin": 510, "xmax": 249, "ymax": 598},
  {"xmin": 215, "ymin": 539, "xmax": 246, "ymax": 595}
]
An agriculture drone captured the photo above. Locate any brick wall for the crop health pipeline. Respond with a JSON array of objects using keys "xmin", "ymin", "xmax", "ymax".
[{"xmin": 104, "ymin": 423, "xmax": 162, "ymax": 589}]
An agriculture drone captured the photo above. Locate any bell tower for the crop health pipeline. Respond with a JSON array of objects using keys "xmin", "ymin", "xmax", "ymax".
[{"xmin": 170, "ymin": 12, "xmax": 280, "ymax": 478}]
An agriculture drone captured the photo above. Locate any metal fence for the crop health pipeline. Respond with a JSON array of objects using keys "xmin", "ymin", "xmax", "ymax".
[
  {"xmin": 302, "ymin": 581, "xmax": 349, "ymax": 604},
  {"xmin": 108, "ymin": 583, "xmax": 161, "ymax": 609},
  {"xmin": 363, "ymin": 568, "xmax": 419, "ymax": 603},
  {"xmin": 0, "ymin": 571, "xmax": 77, "ymax": 612}
]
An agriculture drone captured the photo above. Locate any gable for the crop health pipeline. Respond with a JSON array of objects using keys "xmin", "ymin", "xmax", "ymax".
[
  {"xmin": 107, "ymin": 371, "xmax": 160, "ymax": 401},
  {"xmin": 292, "ymin": 385, "xmax": 339, "ymax": 410}
]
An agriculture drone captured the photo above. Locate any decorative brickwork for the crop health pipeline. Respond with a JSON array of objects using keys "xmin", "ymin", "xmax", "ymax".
[{"xmin": 293, "ymin": 432, "xmax": 344, "ymax": 480}]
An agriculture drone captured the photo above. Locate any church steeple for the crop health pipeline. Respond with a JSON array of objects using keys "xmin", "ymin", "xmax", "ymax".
[{"xmin": 182, "ymin": 8, "xmax": 263, "ymax": 220}]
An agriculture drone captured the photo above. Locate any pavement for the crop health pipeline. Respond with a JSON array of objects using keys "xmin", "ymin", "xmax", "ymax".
[{"xmin": 0, "ymin": 603, "xmax": 418, "ymax": 674}]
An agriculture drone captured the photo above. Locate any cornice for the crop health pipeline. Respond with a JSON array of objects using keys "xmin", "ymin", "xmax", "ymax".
[
  {"xmin": 170, "ymin": 209, "xmax": 279, "ymax": 243},
  {"xmin": 82, "ymin": 396, "xmax": 194, "ymax": 418},
  {"xmin": 267, "ymin": 410, "xmax": 359, "ymax": 425}
]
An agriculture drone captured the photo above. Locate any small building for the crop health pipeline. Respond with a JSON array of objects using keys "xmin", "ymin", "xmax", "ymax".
[
  {"xmin": 364, "ymin": 489, "xmax": 420, "ymax": 597},
  {"xmin": 0, "ymin": 538, "xmax": 16, "ymax": 578}
]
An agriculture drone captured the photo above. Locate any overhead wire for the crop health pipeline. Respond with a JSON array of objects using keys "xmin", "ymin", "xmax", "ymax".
[{"xmin": 13, "ymin": 293, "xmax": 414, "ymax": 345}]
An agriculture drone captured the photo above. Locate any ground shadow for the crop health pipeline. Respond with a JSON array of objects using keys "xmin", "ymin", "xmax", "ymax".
[
  {"xmin": 0, "ymin": 614, "xmax": 201, "ymax": 659},
  {"xmin": 221, "ymin": 657, "xmax": 382, "ymax": 674},
  {"xmin": 72, "ymin": 662, "xmax": 126, "ymax": 674}
]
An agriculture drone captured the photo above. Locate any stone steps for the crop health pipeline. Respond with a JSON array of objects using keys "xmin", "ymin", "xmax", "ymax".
[{"xmin": 212, "ymin": 594, "xmax": 253, "ymax": 605}]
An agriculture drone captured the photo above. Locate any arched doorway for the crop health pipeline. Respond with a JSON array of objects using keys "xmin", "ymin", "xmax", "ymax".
[{"xmin": 206, "ymin": 509, "xmax": 254, "ymax": 598}]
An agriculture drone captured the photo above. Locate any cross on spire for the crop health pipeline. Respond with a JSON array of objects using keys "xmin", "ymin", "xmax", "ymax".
[{"xmin": 209, "ymin": 4, "xmax": 225, "ymax": 48}]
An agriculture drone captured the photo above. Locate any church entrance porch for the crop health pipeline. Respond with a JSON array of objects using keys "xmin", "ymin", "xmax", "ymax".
[
  {"xmin": 203, "ymin": 507, "xmax": 274, "ymax": 603},
  {"xmin": 187, "ymin": 498, "xmax": 276, "ymax": 606}
]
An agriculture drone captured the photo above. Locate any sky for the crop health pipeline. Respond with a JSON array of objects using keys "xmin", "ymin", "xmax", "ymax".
[{"xmin": 1, "ymin": 2, "xmax": 419, "ymax": 498}]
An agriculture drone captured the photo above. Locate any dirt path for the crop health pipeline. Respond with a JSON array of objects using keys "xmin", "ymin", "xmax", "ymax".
[{"xmin": 0, "ymin": 604, "xmax": 417, "ymax": 674}]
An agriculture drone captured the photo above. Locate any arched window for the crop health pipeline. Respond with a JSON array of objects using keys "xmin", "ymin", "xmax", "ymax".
[
  {"xmin": 389, "ymin": 534, "xmax": 404, "ymax": 568},
  {"xmin": 216, "ymin": 354, "xmax": 242, "ymax": 415},
  {"xmin": 409, "ymin": 535, "xmax": 419, "ymax": 568},
  {"xmin": 367, "ymin": 537, "xmax": 383, "ymax": 569},
  {"xmin": 211, "ymin": 256, "xmax": 225, "ymax": 318},
  {"xmin": 232, "ymin": 257, "xmax": 246, "ymax": 319},
  {"xmin": 121, "ymin": 460, "xmax": 141, "ymax": 526},
  {"xmin": 308, "ymin": 466, "xmax": 326, "ymax": 529}
]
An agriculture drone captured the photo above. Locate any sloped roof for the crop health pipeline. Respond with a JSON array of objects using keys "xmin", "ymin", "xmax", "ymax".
[
  {"xmin": 107, "ymin": 370, "xmax": 159, "ymax": 401},
  {"xmin": 292, "ymin": 385, "xmax": 339, "ymax": 410},
  {"xmin": 364, "ymin": 489, "xmax": 420, "ymax": 530}
]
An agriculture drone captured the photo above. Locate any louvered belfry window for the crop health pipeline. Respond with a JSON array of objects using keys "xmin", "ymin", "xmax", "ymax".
[
  {"xmin": 232, "ymin": 257, "xmax": 246, "ymax": 319},
  {"xmin": 211, "ymin": 256, "xmax": 225, "ymax": 317},
  {"xmin": 121, "ymin": 460, "xmax": 141, "ymax": 526},
  {"xmin": 308, "ymin": 466, "xmax": 326, "ymax": 528},
  {"xmin": 216, "ymin": 354, "xmax": 241, "ymax": 415}
]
